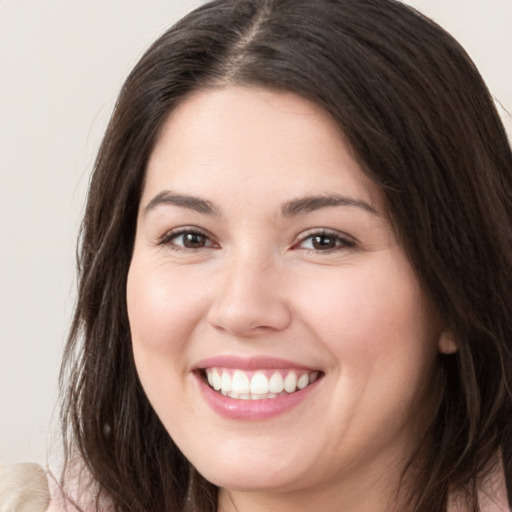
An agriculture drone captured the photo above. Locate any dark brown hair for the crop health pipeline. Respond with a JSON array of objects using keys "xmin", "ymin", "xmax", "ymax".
[{"xmin": 61, "ymin": 0, "xmax": 512, "ymax": 510}]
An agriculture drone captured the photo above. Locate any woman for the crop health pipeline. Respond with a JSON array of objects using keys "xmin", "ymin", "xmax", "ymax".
[{"xmin": 3, "ymin": 0, "xmax": 511, "ymax": 510}]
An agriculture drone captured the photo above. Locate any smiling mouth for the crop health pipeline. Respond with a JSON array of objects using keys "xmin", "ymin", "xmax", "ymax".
[{"xmin": 202, "ymin": 368, "xmax": 321, "ymax": 400}]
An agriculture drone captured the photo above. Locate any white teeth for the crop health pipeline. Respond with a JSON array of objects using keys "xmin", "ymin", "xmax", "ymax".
[
  {"xmin": 297, "ymin": 373, "xmax": 309, "ymax": 390},
  {"xmin": 284, "ymin": 372, "xmax": 297, "ymax": 393},
  {"xmin": 268, "ymin": 372, "xmax": 284, "ymax": 393},
  {"xmin": 204, "ymin": 368, "xmax": 320, "ymax": 399},
  {"xmin": 212, "ymin": 368, "xmax": 222, "ymax": 391},
  {"xmin": 250, "ymin": 372, "xmax": 269, "ymax": 394},
  {"xmin": 221, "ymin": 371, "xmax": 231, "ymax": 392},
  {"xmin": 231, "ymin": 370, "xmax": 250, "ymax": 394}
]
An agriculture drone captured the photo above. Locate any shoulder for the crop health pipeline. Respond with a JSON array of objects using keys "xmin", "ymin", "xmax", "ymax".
[
  {"xmin": 46, "ymin": 463, "xmax": 113, "ymax": 512},
  {"xmin": 0, "ymin": 463, "xmax": 50, "ymax": 512},
  {"xmin": 447, "ymin": 458, "xmax": 511, "ymax": 512},
  {"xmin": 0, "ymin": 463, "xmax": 90, "ymax": 512}
]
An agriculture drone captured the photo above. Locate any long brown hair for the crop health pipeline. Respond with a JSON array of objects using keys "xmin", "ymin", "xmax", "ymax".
[{"xmin": 61, "ymin": 1, "xmax": 512, "ymax": 510}]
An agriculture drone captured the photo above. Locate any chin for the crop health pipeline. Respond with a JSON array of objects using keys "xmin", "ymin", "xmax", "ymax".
[
  {"xmin": 191, "ymin": 450, "xmax": 311, "ymax": 493},
  {"xmin": 200, "ymin": 467, "xmax": 302, "ymax": 494}
]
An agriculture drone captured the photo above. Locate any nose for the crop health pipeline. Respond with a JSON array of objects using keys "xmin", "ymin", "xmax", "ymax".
[{"xmin": 207, "ymin": 254, "xmax": 292, "ymax": 337}]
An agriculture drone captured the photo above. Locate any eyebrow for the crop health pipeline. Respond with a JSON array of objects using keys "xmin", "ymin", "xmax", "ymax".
[
  {"xmin": 144, "ymin": 191, "xmax": 378, "ymax": 218},
  {"xmin": 281, "ymin": 194, "xmax": 379, "ymax": 217},
  {"xmin": 144, "ymin": 190, "xmax": 219, "ymax": 216}
]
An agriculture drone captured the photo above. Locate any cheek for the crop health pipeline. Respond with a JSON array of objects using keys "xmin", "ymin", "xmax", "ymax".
[
  {"xmin": 127, "ymin": 260, "xmax": 208, "ymax": 357},
  {"xmin": 292, "ymin": 255, "xmax": 439, "ymax": 379},
  {"xmin": 126, "ymin": 259, "xmax": 212, "ymax": 428},
  {"xmin": 291, "ymin": 257, "xmax": 440, "ymax": 452},
  {"xmin": 126, "ymin": 259, "xmax": 215, "ymax": 415}
]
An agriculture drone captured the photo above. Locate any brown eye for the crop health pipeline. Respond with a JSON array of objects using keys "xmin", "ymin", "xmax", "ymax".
[
  {"xmin": 160, "ymin": 229, "xmax": 215, "ymax": 250},
  {"xmin": 181, "ymin": 232, "xmax": 208, "ymax": 248},
  {"xmin": 311, "ymin": 234, "xmax": 337, "ymax": 250},
  {"xmin": 296, "ymin": 230, "xmax": 356, "ymax": 252}
]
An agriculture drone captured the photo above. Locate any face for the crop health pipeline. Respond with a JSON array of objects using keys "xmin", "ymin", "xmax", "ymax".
[{"xmin": 127, "ymin": 86, "xmax": 449, "ymax": 507}]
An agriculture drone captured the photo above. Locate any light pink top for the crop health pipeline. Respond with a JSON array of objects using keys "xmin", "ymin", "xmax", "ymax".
[
  {"xmin": 46, "ymin": 467, "xmax": 113, "ymax": 512},
  {"xmin": 0, "ymin": 462, "xmax": 509, "ymax": 511},
  {"xmin": 46, "ymin": 464, "xmax": 511, "ymax": 512}
]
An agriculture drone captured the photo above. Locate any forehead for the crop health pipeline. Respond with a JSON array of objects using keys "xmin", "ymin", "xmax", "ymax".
[{"xmin": 143, "ymin": 86, "xmax": 382, "ymax": 212}]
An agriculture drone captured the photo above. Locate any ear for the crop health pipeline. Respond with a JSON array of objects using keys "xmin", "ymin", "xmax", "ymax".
[{"xmin": 438, "ymin": 330, "xmax": 458, "ymax": 355}]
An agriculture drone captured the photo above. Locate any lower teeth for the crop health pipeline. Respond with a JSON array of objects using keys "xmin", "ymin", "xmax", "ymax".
[{"xmin": 218, "ymin": 390, "xmax": 296, "ymax": 400}]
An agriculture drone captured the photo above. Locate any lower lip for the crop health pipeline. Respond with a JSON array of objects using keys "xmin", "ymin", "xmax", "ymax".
[{"xmin": 195, "ymin": 372, "xmax": 321, "ymax": 421}]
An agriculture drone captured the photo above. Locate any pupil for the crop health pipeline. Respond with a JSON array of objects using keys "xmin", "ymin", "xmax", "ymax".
[
  {"xmin": 312, "ymin": 235, "xmax": 335, "ymax": 249},
  {"xmin": 184, "ymin": 233, "xmax": 205, "ymax": 248}
]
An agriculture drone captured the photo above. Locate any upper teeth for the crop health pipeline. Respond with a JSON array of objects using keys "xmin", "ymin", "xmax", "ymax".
[{"xmin": 205, "ymin": 368, "xmax": 318, "ymax": 399}]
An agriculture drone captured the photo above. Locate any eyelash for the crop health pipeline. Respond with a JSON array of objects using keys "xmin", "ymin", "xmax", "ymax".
[
  {"xmin": 157, "ymin": 227, "xmax": 356, "ymax": 253},
  {"xmin": 293, "ymin": 229, "xmax": 356, "ymax": 253},
  {"xmin": 158, "ymin": 228, "xmax": 216, "ymax": 251}
]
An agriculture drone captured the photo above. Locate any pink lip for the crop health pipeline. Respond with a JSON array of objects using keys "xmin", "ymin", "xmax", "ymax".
[
  {"xmin": 194, "ymin": 355, "xmax": 317, "ymax": 371},
  {"xmin": 195, "ymin": 375, "xmax": 321, "ymax": 420},
  {"xmin": 192, "ymin": 356, "xmax": 323, "ymax": 421}
]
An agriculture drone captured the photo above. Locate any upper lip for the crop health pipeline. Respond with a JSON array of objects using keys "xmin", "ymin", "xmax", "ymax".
[{"xmin": 194, "ymin": 355, "xmax": 320, "ymax": 372}]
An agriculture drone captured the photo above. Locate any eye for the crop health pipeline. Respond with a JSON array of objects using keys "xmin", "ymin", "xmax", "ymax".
[
  {"xmin": 159, "ymin": 228, "xmax": 217, "ymax": 250},
  {"xmin": 295, "ymin": 230, "xmax": 356, "ymax": 252}
]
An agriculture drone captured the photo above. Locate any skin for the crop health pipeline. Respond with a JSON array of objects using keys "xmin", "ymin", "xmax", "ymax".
[{"xmin": 126, "ymin": 86, "xmax": 453, "ymax": 511}]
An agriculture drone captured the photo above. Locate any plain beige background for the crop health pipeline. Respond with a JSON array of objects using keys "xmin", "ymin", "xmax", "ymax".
[{"xmin": 1, "ymin": 0, "xmax": 511, "ymax": 466}]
